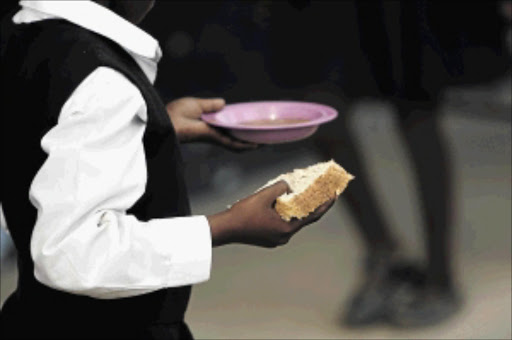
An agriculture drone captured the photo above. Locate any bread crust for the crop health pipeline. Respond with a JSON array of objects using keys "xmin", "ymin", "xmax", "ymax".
[{"xmin": 275, "ymin": 162, "xmax": 353, "ymax": 221}]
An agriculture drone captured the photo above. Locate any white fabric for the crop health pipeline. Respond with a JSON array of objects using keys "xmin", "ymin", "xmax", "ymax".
[
  {"xmin": 14, "ymin": 0, "xmax": 162, "ymax": 83},
  {"xmin": 11, "ymin": 2, "xmax": 212, "ymax": 299}
]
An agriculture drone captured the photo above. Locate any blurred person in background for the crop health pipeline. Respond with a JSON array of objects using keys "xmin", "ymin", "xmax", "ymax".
[
  {"xmin": 235, "ymin": 0, "xmax": 508, "ymax": 327},
  {"xmin": 227, "ymin": 0, "xmax": 510, "ymax": 328},
  {"xmin": 316, "ymin": 0, "xmax": 510, "ymax": 328}
]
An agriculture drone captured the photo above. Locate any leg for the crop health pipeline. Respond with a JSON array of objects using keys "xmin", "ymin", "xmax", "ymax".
[
  {"xmin": 396, "ymin": 0, "xmax": 456, "ymax": 292},
  {"xmin": 313, "ymin": 106, "xmax": 403, "ymax": 326},
  {"xmin": 396, "ymin": 102, "xmax": 454, "ymax": 290},
  {"xmin": 385, "ymin": 100, "xmax": 461, "ymax": 327},
  {"xmin": 314, "ymin": 108, "xmax": 397, "ymax": 256}
]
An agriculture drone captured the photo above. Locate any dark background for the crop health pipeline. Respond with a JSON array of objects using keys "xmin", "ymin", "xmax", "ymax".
[{"xmin": 140, "ymin": 0, "xmax": 509, "ymax": 104}]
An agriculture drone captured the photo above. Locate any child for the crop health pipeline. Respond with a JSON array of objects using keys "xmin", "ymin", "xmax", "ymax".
[{"xmin": 0, "ymin": 1, "xmax": 333, "ymax": 339}]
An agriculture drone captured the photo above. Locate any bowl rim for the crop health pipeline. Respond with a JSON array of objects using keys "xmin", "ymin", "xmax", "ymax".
[{"xmin": 201, "ymin": 100, "xmax": 338, "ymax": 130}]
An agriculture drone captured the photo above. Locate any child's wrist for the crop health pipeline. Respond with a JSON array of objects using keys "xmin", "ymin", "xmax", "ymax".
[{"xmin": 207, "ymin": 210, "xmax": 237, "ymax": 247}]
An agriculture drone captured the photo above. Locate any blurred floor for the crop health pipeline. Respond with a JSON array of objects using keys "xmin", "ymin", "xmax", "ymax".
[{"xmin": 1, "ymin": 77, "xmax": 511, "ymax": 339}]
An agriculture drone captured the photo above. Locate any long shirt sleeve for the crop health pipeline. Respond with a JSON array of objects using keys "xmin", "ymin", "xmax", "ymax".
[{"xmin": 29, "ymin": 67, "xmax": 212, "ymax": 299}]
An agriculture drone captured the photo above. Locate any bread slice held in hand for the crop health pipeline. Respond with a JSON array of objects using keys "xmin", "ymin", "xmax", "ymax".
[{"xmin": 261, "ymin": 160, "xmax": 354, "ymax": 221}]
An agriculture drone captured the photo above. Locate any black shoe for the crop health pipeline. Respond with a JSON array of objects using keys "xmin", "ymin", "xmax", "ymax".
[
  {"xmin": 342, "ymin": 278, "xmax": 394, "ymax": 327},
  {"xmin": 385, "ymin": 283, "xmax": 462, "ymax": 328},
  {"xmin": 342, "ymin": 255, "xmax": 421, "ymax": 327}
]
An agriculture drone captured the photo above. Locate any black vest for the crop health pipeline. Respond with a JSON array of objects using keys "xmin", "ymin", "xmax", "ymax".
[{"xmin": 1, "ymin": 19, "xmax": 193, "ymax": 339}]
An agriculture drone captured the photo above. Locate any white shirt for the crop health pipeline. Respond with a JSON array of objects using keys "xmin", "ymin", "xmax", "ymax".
[{"xmin": 12, "ymin": 1, "xmax": 212, "ymax": 299}]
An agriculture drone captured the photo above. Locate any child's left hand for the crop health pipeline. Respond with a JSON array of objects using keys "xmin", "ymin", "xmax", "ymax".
[{"xmin": 166, "ymin": 97, "xmax": 258, "ymax": 151}]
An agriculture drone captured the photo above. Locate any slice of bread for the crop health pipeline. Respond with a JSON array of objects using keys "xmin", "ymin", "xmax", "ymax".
[{"xmin": 261, "ymin": 160, "xmax": 354, "ymax": 221}]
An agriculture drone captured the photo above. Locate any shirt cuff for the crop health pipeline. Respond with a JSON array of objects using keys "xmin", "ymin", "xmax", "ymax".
[{"xmin": 143, "ymin": 215, "xmax": 212, "ymax": 287}]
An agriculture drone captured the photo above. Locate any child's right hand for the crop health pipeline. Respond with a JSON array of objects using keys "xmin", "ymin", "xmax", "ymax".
[
  {"xmin": 166, "ymin": 97, "xmax": 258, "ymax": 151},
  {"xmin": 207, "ymin": 181, "xmax": 335, "ymax": 248}
]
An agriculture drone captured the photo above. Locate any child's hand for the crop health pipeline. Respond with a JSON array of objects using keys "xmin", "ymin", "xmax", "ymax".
[
  {"xmin": 166, "ymin": 97, "xmax": 257, "ymax": 151},
  {"xmin": 208, "ymin": 181, "xmax": 335, "ymax": 248}
]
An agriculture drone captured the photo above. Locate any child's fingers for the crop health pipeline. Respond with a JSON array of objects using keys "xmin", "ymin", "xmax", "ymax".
[
  {"xmin": 228, "ymin": 140, "xmax": 259, "ymax": 151},
  {"xmin": 197, "ymin": 98, "xmax": 226, "ymax": 113},
  {"xmin": 257, "ymin": 180, "xmax": 290, "ymax": 203},
  {"xmin": 287, "ymin": 198, "xmax": 336, "ymax": 230},
  {"xmin": 207, "ymin": 127, "xmax": 258, "ymax": 150},
  {"xmin": 302, "ymin": 198, "xmax": 336, "ymax": 224}
]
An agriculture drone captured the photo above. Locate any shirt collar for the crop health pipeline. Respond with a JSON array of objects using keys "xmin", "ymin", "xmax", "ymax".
[{"xmin": 17, "ymin": 1, "xmax": 162, "ymax": 64}]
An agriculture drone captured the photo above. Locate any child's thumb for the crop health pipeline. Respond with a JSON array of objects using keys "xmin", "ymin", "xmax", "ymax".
[
  {"xmin": 258, "ymin": 180, "xmax": 290, "ymax": 202},
  {"xmin": 198, "ymin": 98, "xmax": 225, "ymax": 112}
]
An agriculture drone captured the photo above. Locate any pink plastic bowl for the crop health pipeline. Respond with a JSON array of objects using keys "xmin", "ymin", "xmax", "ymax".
[{"xmin": 201, "ymin": 101, "xmax": 338, "ymax": 144}]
